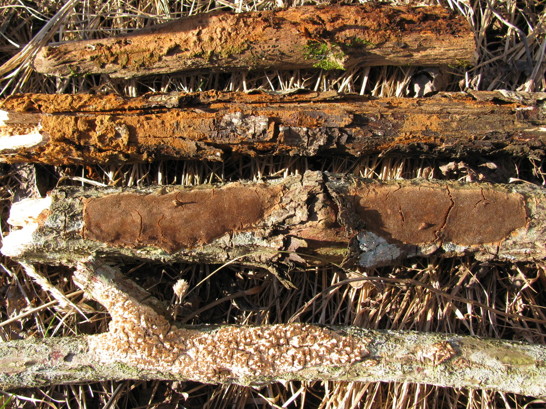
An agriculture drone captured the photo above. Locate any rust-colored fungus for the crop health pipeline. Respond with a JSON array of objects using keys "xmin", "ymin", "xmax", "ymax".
[
  {"xmin": 353, "ymin": 184, "xmax": 527, "ymax": 246},
  {"xmin": 82, "ymin": 184, "xmax": 282, "ymax": 252}
]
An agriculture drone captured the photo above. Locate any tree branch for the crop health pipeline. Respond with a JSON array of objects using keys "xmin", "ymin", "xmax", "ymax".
[
  {"xmin": 1, "ymin": 260, "xmax": 544, "ymax": 396},
  {"xmin": 2, "ymin": 172, "xmax": 545, "ymax": 267},
  {"xmin": 31, "ymin": 4, "xmax": 475, "ymax": 78},
  {"xmin": 0, "ymin": 91, "xmax": 544, "ymax": 165}
]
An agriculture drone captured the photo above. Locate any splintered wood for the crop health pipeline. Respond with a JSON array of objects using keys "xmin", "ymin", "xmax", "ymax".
[
  {"xmin": 0, "ymin": 91, "xmax": 545, "ymax": 165},
  {"xmin": 1, "ymin": 261, "xmax": 544, "ymax": 395},
  {"xmin": 32, "ymin": 4, "xmax": 474, "ymax": 78},
  {"xmin": 3, "ymin": 172, "xmax": 544, "ymax": 268}
]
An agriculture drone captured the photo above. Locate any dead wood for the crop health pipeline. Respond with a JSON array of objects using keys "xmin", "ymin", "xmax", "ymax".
[
  {"xmin": 32, "ymin": 4, "xmax": 474, "ymax": 78},
  {"xmin": 2, "ymin": 172, "xmax": 545, "ymax": 268},
  {"xmin": 1, "ymin": 260, "xmax": 544, "ymax": 395},
  {"xmin": 0, "ymin": 91, "xmax": 545, "ymax": 165}
]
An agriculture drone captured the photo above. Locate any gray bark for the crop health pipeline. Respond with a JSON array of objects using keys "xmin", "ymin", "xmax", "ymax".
[
  {"xmin": 31, "ymin": 4, "xmax": 475, "ymax": 78},
  {"xmin": 0, "ymin": 260, "xmax": 544, "ymax": 397},
  {"xmin": 3, "ymin": 172, "xmax": 545, "ymax": 268}
]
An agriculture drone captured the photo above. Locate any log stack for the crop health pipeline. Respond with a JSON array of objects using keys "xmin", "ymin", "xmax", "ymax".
[{"xmin": 1, "ymin": 3, "xmax": 545, "ymax": 397}]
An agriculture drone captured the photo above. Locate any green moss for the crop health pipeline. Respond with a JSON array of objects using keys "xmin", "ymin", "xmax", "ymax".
[
  {"xmin": 66, "ymin": 65, "xmax": 82, "ymax": 77},
  {"xmin": 315, "ymin": 59, "xmax": 345, "ymax": 71},
  {"xmin": 304, "ymin": 41, "xmax": 331, "ymax": 59},
  {"xmin": 218, "ymin": 42, "xmax": 249, "ymax": 59},
  {"xmin": 303, "ymin": 40, "xmax": 346, "ymax": 71},
  {"xmin": 345, "ymin": 37, "xmax": 375, "ymax": 48}
]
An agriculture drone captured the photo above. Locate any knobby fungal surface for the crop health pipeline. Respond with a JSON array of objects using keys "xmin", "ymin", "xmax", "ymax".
[
  {"xmin": 76, "ymin": 264, "xmax": 370, "ymax": 384},
  {"xmin": 82, "ymin": 184, "xmax": 283, "ymax": 252},
  {"xmin": 417, "ymin": 341, "xmax": 458, "ymax": 366}
]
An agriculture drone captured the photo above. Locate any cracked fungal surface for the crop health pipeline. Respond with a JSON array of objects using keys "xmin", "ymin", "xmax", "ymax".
[
  {"xmin": 75, "ymin": 262, "xmax": 370, "ymax": 384},
  {"xmin": 351, "ymin": 183, "xmax": 528, "ymax": 246},
  {"xmin": 3, "ymin": 171, "xmax": 544, "ymax": 267},
  {"xmin": 82, "ymin": 184, "xmax": 283, "ymax": 252}
]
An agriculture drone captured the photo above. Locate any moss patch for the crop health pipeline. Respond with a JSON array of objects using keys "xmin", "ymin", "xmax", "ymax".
[{"xmin": 303, "ymin": 41, "xmax": 346, "ymax": 70}]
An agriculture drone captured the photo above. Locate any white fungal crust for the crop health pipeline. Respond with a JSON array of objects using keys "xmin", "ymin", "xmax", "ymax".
[
  {"xmin": 0, "ymin": 110, "xmax": 44, "ymax": 154},
  {"xmin": 76, "ymin": 264, "xmax": 369, "ymax": 383}
]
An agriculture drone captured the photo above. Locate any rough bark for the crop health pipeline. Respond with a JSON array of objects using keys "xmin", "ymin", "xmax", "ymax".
[
  {"xmin": 1, "ymin": 260, "xmax": 544, "ymax": 396},
  {"xmin": 1, "ymin": 91, "xmax": 545, "ymax": 165},
  {"xmin": 3, "ymin": 172, "xmax": 545, "ymax": 268},
  {"xmin": 32, "ymin": 4, "xmax": 474, "ymax": 78}
]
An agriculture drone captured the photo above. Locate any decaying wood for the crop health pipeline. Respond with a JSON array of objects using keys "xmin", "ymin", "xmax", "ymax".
[
  {"xmin": 1, "ymin": 91, "xmax": 545, "ymax": 165},
  {"xmin": 3, "ymin": 172, "xmax": 545, "ymax": 268},
  {"xmin": 1, "ymin": 260, "xmax": 544, "ymax": 395},
  {"xmin": 32, "ymin": 4, "xmax": 474, "ymax": 78}
]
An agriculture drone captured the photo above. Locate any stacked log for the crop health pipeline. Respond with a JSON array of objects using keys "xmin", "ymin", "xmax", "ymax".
[
  {"xmin": 32, "ymin": 4, "xmax": 474, "ymax": 78},
  {"xmin": 0, "ymin": 91, "xmax": 544, "ymax": 165},
  {"xmin": 3, "ymin": 172, "xmax": 545, "ymax": 268},
  {"xmin": 1, "ymin": 260, "xmax": 544, "ymax": 395},
  {"xmin": 1, "ymin": 3, "xmax": 545, "ymax": 397}
]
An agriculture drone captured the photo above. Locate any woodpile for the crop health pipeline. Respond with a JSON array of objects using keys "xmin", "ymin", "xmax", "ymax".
[{"xmin": 1, "ymin": 3, "xmax": 545, "ymax": 398}]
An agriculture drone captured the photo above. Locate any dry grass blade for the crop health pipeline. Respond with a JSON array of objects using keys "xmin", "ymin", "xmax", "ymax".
[
  {"xmin": 0, "ymin": 0, "xmax": 78, "ymax": 94},
  {"xmin": 18, "ymin": 262, "xmax": 89, "ymax": 319}
]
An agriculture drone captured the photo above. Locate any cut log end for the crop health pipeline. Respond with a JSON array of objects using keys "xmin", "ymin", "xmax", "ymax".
[
  {"xmin": 0, "ymin": 109, "xmax": 45, "ymax": 158},
  {"xmin": 0, "ymin": 132, "xmax": 44, "ymax": 153}
]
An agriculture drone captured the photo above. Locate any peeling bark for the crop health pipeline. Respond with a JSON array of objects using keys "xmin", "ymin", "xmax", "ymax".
[
  {"xmin": 0, "ymin": 260, "xmax": 544, "ymax": 396},
  {"xmin": 1, "ymin": 91, "xmax": 545, "ymax": 165},
  {"xmin": 2, "ymin": 172, "xmax": 545, "ymax": 268},
  {"xmin": 32, "ymin": 4, "xmax": 474, "ymax": 78}
]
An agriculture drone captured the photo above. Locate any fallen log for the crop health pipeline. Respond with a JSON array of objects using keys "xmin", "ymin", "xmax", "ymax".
[
  {"xmin": 32, "ymin": 4, "xmax": 474, "ymax": 78},
  {"xmin": 1, "ymin": 260, "xmax": 544, "ymax": 396},
  {"xmin": 3, "ymin": 172, "xmax": 545, "ymax": 268},
  {"xmin": 0, "ymin": 91, "xmax": 544, "ymax": 165}
]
